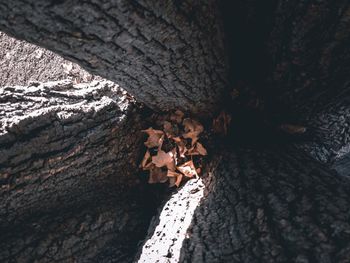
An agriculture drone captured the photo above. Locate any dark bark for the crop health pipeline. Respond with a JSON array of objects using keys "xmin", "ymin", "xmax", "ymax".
[
  {"xmin": 225, "ymin": 0, "xmax": 350, "ymax": 116},
  {"xmin": 137, "ymin": 146, "xmax": 350, "ymax": 263},
  {"xmin": 223, "ymin": 0, "xmax": 350, "ymax": 167},
  {"xmin": 266, "ymin": 0, "xmax": 350, "ymax": 115},
  {"xmin": 0, "ymin": 80, "xmax": 157, "ymax": 262},
  {"xmin": 295, "ymin": 86, "xmax": 350, "ymax": 166},
  {"xmin": 0, "ymin": 0, "xmax": 228, "ymax": 114},
  {"xmin": 1, "ymin": 0, "xmax": 350, "ymax": 262}
]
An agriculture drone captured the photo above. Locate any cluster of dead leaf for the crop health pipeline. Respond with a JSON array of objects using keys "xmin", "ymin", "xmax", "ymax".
[{"xmin": 140, "ymin": 110, "xmax": 207, "ymax": 187}]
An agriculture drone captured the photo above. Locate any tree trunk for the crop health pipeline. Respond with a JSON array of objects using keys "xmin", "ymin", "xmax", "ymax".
[
  {"xmin": 0, "ymin": 80, "xmax": 158, "ymax": 262},
  {"xmin": 223, "ymin": 0, "xmax": 350, "ymax": 116},
  {"xmin": 0, "ymin": 0, "xmax": 228, "ymax": 114},
  {"xmin": 266, "ymin": 0, "xmax": 350, "ymax": 115},
  {"xmin": 0, "ymin": 31, "xmax": 95, "ymax": 87},
  {"xmin": 137, "ymin": 146, "xmax": 350, "ymax": 263},
  {"xmin": 1, "ymin": 0, "xmax": 350, "ymax": 262}
]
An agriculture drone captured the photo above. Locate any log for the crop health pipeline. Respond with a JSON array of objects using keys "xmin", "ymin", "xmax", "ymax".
[{"xmin": 0, "ymin": 80, "xmax": 156, "ymax": 262}]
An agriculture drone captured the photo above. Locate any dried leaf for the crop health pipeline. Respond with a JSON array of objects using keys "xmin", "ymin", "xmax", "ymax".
[
  {"xmin": 196, "ymin": 142, "xmax": 207, "ymax": 156},
  {"xmin": 168, "ymin": 177, "xmax": 176, "ymax": 187},
  {"xmin": 148, "ymin": 166, "xmax": 168, "ymax": 184},
  {"xmin": 152, "ymin": 149, "xmax": 176, "ymax": 171},
  {"xmin": 170, "ymin": 110, "xmax": 184, "ymax": 124},
  {"xmin": 188, "ymin": 142, "xmax": 207, "ymax": 156},
  {"xmin": 177, "ymin": 160, "xmax": 198, "ymax": 178},
  {"xmin": 213, "ymin": 111, "xmax": 231, "ymax": 136},
  {"xmin": 140, "ymin": 150, "xmax": 152, "ymax": 169},
  {"xmin": 163, "ymin": 121, "xmax": 177, "ymax": 138},
  {"xmin": 175, "ymin": 139, "xmax": 187, "ymax": 158},
  {"xmin": 167, "ymin": 170, "xmax": 183, "ymax": 187},
  {"xmin": 142, "ymin": 128, "xmax": 164, "ymax": 148},
  {"xmin": 172, "ymin": 136, "xmax": 182, "ymax": 143},
  {"xmin": 280, "ymin": 124, "xmax": 307, "ymax": 134},
  {"xmin": 183, "ymin": 118, "xmax": 204, "ymax": 145},
  {"xmin": 231, "ymin": 88, "xmax": 240, "ymax": 99}
]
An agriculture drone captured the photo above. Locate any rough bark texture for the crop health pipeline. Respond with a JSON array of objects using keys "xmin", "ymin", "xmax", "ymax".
[
  {"xmin": 0, "ymin": 32, "xmax": 96, "ymax": 87},
  {"xmin": 226, "ymin": 0, "xmax": 350, "ymax": 115},
  {"xmin": 224, "ymin": 0, "xmax": 350, "ymax": 168},
  {"xmin": 0, "ymin": 0, "xmax": 228, "ymax": 114},
  {"xmin": 295, "ymin": 86, "xmax": 350, "ymax": 166},
  {"xmin": 266, "ymin": 0, "xmax": 350, "ymax": 115},
  {"xmin": 1, "ymin": 0, "xmax": 350, "ymax": 262},
  {"xmin": 137, "ymin": 146, "xmax": 350, "ymax": 263},
  {"xmin": 0, "ymin": 80, "xmax": 156, "ymax": 262}
]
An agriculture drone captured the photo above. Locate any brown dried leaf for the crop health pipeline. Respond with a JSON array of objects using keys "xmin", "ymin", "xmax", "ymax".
[
  {"xmin": 183, "ymin": 118, "xmax": 204, "ymax": 146},
  {"xmin": 167, "ymin": 170, "xmax": 183, "ymax": 187},
  {"xmin": 280, "ymin": 124, "xmax": 307, "ymax": 134},
  {"xmin": 172, "ymin": 136, "xmax": 182, "ymax": 143},
  {"xmin": 177, "ymin": 160, "xmax": 198, "ymax": 178},
  {"xmin": 148, "ymin": 166, "xmax": 168, "ymax": 184},
  {"xmin": 142, "ymin": 128, "xmax": 164, "ymax": 148},
  {"xmin": 213, "ymin": 111, "xmax": 232, "ymax": 136},
  {"xmin": 152, "ymin": 149, "xmax": 176, "ymax": 171},
  {"xmin": 175, "ymin": 139, "xmax": 187, "ymax": 158},
  {"xmin": 170, "ymin": 110, "xmax": 184, "ymax": 124},
  {"xmin": 196, "ymin": 142, "xmax": 207, "ymax": 156},
  {"xmin": 231, "ymin": 88, "xmax": 240, "ymax": 99},
  {"xmin": 140, "ymin": 150, "xmax": 152, "ymax": 169},
  {"xmin": 187, "ymin": 142, "xmax": 207, "ymax": 156},
  {"xmin": 163, "ymin": 121, "xmax": 177, "ymax": 138}
]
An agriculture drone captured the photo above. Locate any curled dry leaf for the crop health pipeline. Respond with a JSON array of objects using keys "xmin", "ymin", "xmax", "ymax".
[
  {"xmin": 183, "ymin": 118, "xmax": 204, "ymax": 145},
  {"xmin": 280, "ymin": 124, "xmax": 307, "ymax": 134},
  {"xmin": 213, "ymin": 111, "xmax": 232, "ymax": 136},
  {"xmin": 196, "ymin": 142, "xmax": 207, "ymax": 156},
  {"xmin": 140, "ymin": 111, "xmax": 206, "ymax": 187},
  {"xmin": 170, "ymin": 110, "xmax": 184, "ymax": 124},
  {"xmin": 163, "ymin": 121, "xmax": 177, "ymax": 138},
  {"xmin": 177, "ymin": 160, "xmax": 198, "ymax": 178},
  {"xmin": 152, "ymin": 149, "xmax": 176, "ymax": 171},
  {"xmin": 174, "ymin": 138, "xmax": 187, "ymax": 158},
  {"xmin": 148, "ymin": 166, "xmax": 168, "ymax": 184},
  {"xmin": 140, "ymin": 150, "xmax": 153, "ymax": 170},
  {"xmin": 142, "ymin": 128, "xmax": 164, "ymax": 148},
  {"xmin": 187, "ymin": 142, "xmax": 207, "ymax": 156},
  {"xmin": 167, "ymin": 170, "xmax": 183, "ymax": 187},
  {"xmin": 231, "ymin": 88, "xmax": 240, "ymax": 99}
]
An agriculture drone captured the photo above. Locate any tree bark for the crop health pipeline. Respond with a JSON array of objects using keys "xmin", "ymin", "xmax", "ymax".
[
  {"xmin": 0, "ymin": 80, "xmax": 158, "ymax": 262},
  {"xmin": 137, "ymin": 146, "xmax": 350, "ymax": 263},
  {"xmin": 1, "ymin": 0, "xmax": 350, "ymax": 262},
  {"xmin": 0, "ymin": 31, "xmax": 95, "ymax": 87},
  {"xmin": 266, "ymin": 0, "xmax": 350, "ymax": 115},
  {"xmin": 0, "ymin": 0, "xmax": 228, "ymax": 115},
  {"xmin": 295, "ymin": 86, "xmax": 350, "ymax": 166}
]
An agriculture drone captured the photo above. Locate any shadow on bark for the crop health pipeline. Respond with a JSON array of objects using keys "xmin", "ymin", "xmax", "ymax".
[{"xmin": 178, "ymin": 146, "xmax": 350, "ymax": 262}]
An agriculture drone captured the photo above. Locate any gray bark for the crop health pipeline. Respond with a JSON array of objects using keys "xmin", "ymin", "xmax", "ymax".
[
  {"xmin": 0, "ymin": 31, "xmax": 95, "ymax": 87},
  {"xmin": 0, "ymin": 0, "xmax": 228, "ymax": 115},
  {"xmin": 1, "ymin": 0, "xmax": 350, "ymax": 262},
  {"xmin": 137, "ymin": 146, "xmax": 350, "ymax": 263},
  {"xmin": 266, "ymin": 0, "xmax": 350, "ymax": 115},
  {"xmin": 0, "ymin": 80, "xmax": 156, "ymax": 262}
]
